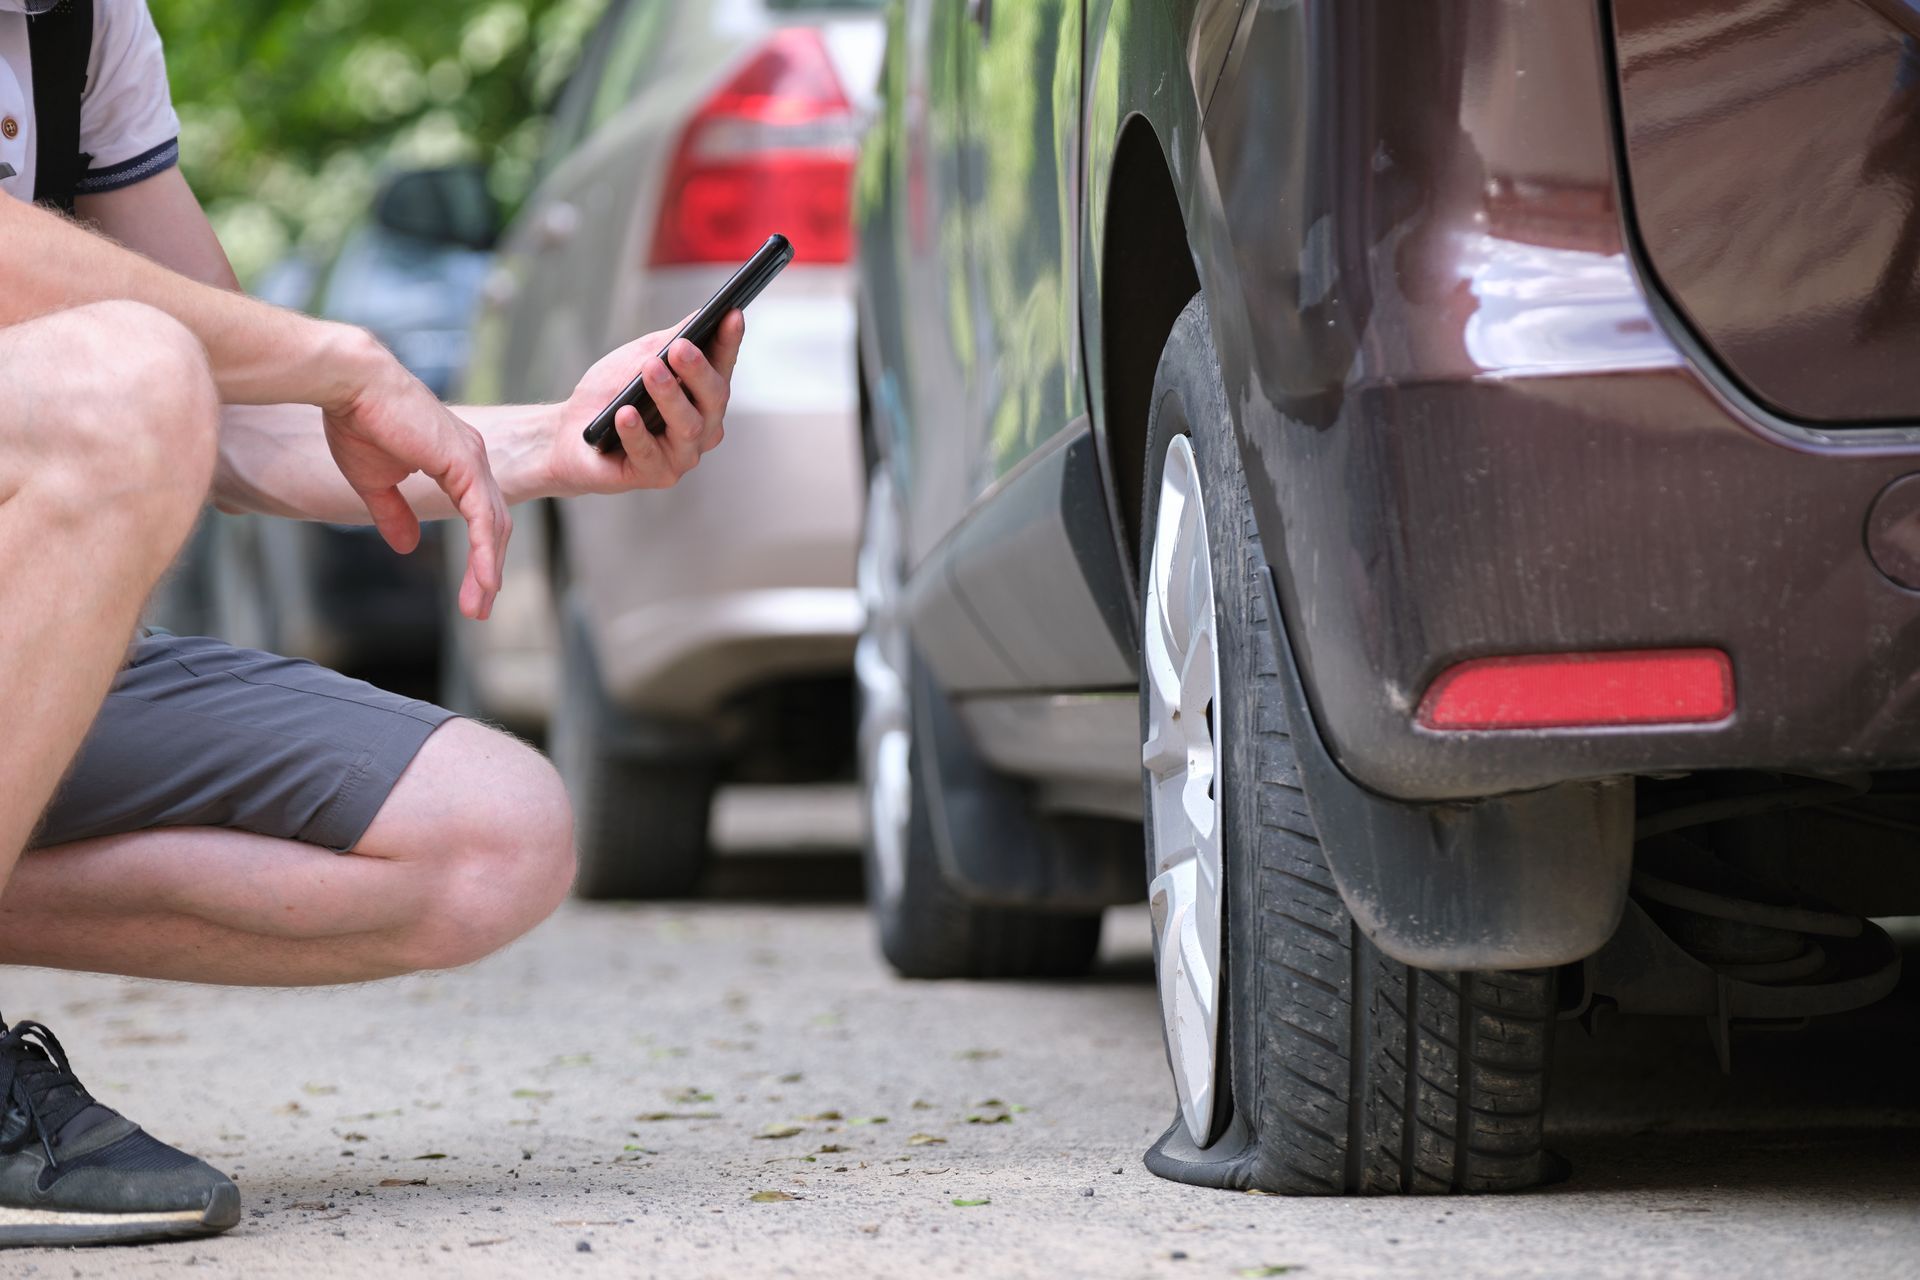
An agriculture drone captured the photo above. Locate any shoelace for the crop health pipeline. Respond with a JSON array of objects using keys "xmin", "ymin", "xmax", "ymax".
[{"xmin": 0, "ymin": 1016, "xmax": 94, "ymax": 1172}]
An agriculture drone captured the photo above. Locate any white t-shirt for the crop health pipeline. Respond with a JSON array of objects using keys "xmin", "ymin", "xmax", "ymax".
[{"xmin": 0, "ymin": 0, "xmax": 180, "ymax": 204}]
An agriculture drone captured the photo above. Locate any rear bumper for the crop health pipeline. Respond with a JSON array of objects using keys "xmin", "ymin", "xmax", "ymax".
[
  {"xmin": 1269, "ymin": 360, "xmax": 1920, "ymax": 802},
  {"xmin": 563, "ymin": 395, "xmax": 863, "ymax": 718}
]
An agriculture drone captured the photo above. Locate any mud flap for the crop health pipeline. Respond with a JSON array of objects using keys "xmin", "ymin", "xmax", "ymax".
[{"xmin": 1262, "ymin": 569, "xmax": 1634, "ymax": 971}]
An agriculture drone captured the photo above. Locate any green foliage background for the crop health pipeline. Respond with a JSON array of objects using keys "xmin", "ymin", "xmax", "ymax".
[{"xmin": 149, "ymin": 0, "xmax": 611, "ymax": 282}]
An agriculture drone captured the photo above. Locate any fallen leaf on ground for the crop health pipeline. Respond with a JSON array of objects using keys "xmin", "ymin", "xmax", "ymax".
[
  {"xmin": 512, "ymin": 1089, "xmax": 554, "ymax": 1101},
  {"xmin": 911, "ymin": 1100, "xmax": 934, "ymax": 1111},
  {"xmin": 412, "ymin": 1153, "xmax": 448, "ymax": 1161},
  {"xmin": 467, "ymin": 1239, "xmax": 510, "ymax": 1248},
  {"xmin": 378, "ymin": 1178, "xmax": 428, "ymax": 1188},
  {"xmin": 756, "ymin": 1123, "xmax": 805, "ymax": 1140},
  {"xmin": 956, "ymin": 1049, "xmax": 1001, "ymax": 1061},
  {"xmin": 816, "ymin": 1144, "xmax": 849, "ymax": 1154},
  {"xmin": 301, "ymin": 1084, "xmax": 338, "ymax": 1097},
  {"xmin": 965, "ymin": 1113, "xmax": 1013, "ymax": 1125},
  {"xmin": 951, "ymin": 1198, "xmax": 991, "ymax": 1208},
  {"xmin": 666, "ymin": 1087, "xmax": 715, "ymax": 1104},
  {"xmin": 551, "ymin": 1054, "xmax": 593, "ymax": 1068},
  {"xmin": 273, "ymin": 1102, "xmax": 305, "ymax": 1116},
  {"xmin": 289, "ymin": 1201, "xmax": 330, "ymax": 1211},
  {"xmin": 750, "ymin": 1190, "xmax": 799, "ymax": 1203},
  {"xmin": 1236, "ymin": 1268, "xmax": 1301, "ymax": 1277},
  {"xmin": 778, "ymin": 1072, "xmax": 804, "ymax": 1084},
  {"xmin": 907, "ymin": 1134, "xmax": 947, "ymax": 1146},
  {"xmin": 635, "ymin": 1111, "xmax": 721, "ymax": 1122},
  {"xmin": 847, "ymin": 1116, "xmax": 889, "ymax": 1126},
  {"xmin": 802, "ymin": 1110, "xmax": 843, "ymax": 1122},
  {"xmin": 339, "ymin": 1132, "xmax": 370, "ymax": 1143}
]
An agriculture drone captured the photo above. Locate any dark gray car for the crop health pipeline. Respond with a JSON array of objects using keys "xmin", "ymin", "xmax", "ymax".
[{"xmin": 855, "ymin": 0, "xmax": 1920, "ymax": 1197}]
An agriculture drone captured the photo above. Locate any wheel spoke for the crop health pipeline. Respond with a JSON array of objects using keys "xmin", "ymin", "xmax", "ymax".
[{"xmin": 1143, "ymin": 588, "xmax": 1184, "ymax": 726}]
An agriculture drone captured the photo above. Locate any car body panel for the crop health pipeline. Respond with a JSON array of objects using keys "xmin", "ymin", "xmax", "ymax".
[
  {"xmin": 953, "ymin": 0, "xmax": 1084, "ymax": 484},
  {"xmin": 1612, "ymin": 0, "xmax": 1920, "ymax": 424},
  {"xmin": 859, "ymin": 0, "xmax": 1131, "ymax": 717}
]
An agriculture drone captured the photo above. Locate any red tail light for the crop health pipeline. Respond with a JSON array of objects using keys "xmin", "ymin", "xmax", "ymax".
[
  {"xmin": 650, "ymin": 28, "xmax": 857, "ymax": 267},
  {"xmin": 1417, "ymin": 649, "xmax": 1735, "ymax": 731}
]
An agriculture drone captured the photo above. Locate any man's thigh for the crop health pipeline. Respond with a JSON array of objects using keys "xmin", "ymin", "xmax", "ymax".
[
  {"xmin": 35, "ymin": 633, "xmax": 458, "ymax": 852},
  {"xmin": 0, "ymin": 304, "xmax": 216, "ymax": 864}
]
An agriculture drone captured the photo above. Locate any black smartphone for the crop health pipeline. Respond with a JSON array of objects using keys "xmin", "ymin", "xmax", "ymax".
[{"xmin": 582, "ymin": 233, "xmax": 795, "ymax": 454}]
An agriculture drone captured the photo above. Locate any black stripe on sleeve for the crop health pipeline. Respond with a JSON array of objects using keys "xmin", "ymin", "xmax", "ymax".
[{"xmin": 73, "ymin": 137, "xmax": 179, "ymax": 195}]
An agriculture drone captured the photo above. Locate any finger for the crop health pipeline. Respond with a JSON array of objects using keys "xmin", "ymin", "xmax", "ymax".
[
  {"xmin": 643, "ymin": 357, "xmax": 705, "ymax": 473},
  {"xmin": 705, "ymin": 310, "xmax": 746, "ymax": 382},
  {"xmin": 362, "ymin": 486, "xmax": 422, "ymax": 555},
  {"xmin": 629, "ymin": 312, "xmax": 700, "ymax": 368},
  {"xmin": 609, "ymin": 402, "xmax": 653, "ymax": 459},
  {"xmin": 458, "ymin": 476, "xmax": 504, "ymax": 599},
  {"xmin": 441, "ymin": 443, "xmax": 507, "ymax": 619},
  {"xmin": 459, "ymin": 562, "xmax": 486, "ymax": 622},
  {"xmin": 666, "ymin": 339, "xmax": 730, "ymax": 422}
]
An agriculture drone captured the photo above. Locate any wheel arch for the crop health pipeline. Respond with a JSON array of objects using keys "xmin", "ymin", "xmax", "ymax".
[{"xmin": 1095, "ymin": 113, "xmax": 1201, "ymax": 571}]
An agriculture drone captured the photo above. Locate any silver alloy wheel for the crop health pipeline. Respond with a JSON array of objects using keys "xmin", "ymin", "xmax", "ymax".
[
  {"xmin": 856, "ymin": 466, "xmax": 913, "ymax": 910},
  {"xmin": 1142, "ymin": 432, "xmax": 1227, "ymax": 1146}
]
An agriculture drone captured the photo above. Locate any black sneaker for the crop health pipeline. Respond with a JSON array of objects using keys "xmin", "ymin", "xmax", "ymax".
[{"xmin": 0, "ymin": 1015, "xmax": 239, "ymax": 1248}]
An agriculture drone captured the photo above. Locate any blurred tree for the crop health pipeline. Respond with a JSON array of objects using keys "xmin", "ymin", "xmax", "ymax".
[{"xmin": 149, "ymin": 0, "xmax": 609, "ymax": 281}]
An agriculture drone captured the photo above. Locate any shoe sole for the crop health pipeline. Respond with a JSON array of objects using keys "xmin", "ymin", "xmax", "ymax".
[{"xmin": 0, "ymin": 1181, "xmax": 240, "ymax": 1249}]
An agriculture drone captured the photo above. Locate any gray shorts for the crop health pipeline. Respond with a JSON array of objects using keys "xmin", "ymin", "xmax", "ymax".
[{"xmin": 31, "ymin": 633, "xmax": 458, "ymax": 853}]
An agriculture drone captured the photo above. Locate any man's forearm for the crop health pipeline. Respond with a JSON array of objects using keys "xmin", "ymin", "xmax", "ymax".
[
  {"xmin": 217, "ymin": 402, "xmax": 563, "ymax": 523},
  {"xmin": 0, "ymin": 195, "xmax": 369, "ymax": 409}
]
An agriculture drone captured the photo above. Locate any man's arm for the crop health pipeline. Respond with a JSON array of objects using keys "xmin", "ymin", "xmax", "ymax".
[
  {"xmin": 216, "ymin": 316, "xmax": 743, "ymax": 522},
  {"xmin": 2, "ymin": 193, "xmax": 363, "ymax": 406},
  {"xmin": 76, "ymin": 168, "xmax": 240, "ymax": 290},
  {"xmin": 74, "ymin": 170, "xmax": 740, "ymax": 524},
  {"xmin": 0, "ymin": 192, "xmax": 518, "ymax": 615}
]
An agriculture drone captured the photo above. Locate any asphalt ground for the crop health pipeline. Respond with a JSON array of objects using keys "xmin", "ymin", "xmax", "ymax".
[{"xmin": 8, "ymin": 793, "xmax": 1920, "ymax": 1279}]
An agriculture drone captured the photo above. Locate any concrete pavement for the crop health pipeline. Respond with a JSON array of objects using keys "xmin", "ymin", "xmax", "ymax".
[{"xmin": 8, "ymin": 850, "xmax": 1920, "ymax": 1279}]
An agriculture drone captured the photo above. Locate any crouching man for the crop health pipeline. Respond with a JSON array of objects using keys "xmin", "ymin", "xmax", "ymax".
[{"xmin": 0, "ymin": 0, "xmax": 741, "ymax": 1246}]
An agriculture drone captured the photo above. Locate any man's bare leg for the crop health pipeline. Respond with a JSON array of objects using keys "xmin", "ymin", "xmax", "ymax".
[
  {"xmin": 0, "ymin": 719, "xmax": 576, "ymax": 985},
  {"xmin": 0, "ymin": 302, "xmax": 218, "ymax": 879},
  {"xmin": 0, "ymin": 303, "xmax": 245, "ymax": 1249}
]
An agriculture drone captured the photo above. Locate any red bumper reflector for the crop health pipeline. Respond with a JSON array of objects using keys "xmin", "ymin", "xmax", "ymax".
[{"xmin": 1418, "ymin": 649, "xmax": 1734, "ymax": 731}]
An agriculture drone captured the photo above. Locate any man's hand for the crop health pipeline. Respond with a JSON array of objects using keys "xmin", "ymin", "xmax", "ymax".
[
  {"xmin": 320, "ymin": 330, "xmax": 511, "ymax": 621},
  {"xmin": 546, "ymin": 310, "xmax": 745, "ymax": 498}
]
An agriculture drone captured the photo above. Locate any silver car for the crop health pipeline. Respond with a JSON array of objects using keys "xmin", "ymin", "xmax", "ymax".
[{"xmin": 447, "ymin": 0, "xmax": 883, "ymax": 897}]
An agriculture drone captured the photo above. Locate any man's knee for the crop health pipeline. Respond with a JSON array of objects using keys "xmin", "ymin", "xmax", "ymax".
[
  {"xmin": 24, "ymin": 302, "xmax": 218, "ymax": 527},
  {"xmin": 386, "ymin": 725, "xmax": 577, "ymax": 972}
]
